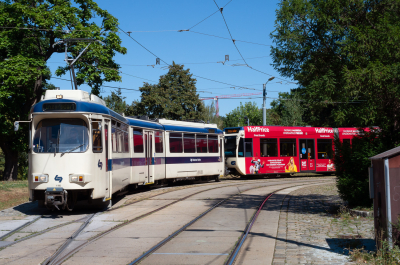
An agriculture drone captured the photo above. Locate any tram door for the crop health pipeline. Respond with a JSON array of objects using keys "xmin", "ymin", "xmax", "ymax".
[
  {"xmin": 144, "ymin": 131, "xmax": 155, "ymax": 184},
  {"xmin": 299, "ymin": 139, "xmax": 315, "ymax": 171},
  {"xmin": 104, "ymin": 120, "xmax": 112, "ymax": 200}
]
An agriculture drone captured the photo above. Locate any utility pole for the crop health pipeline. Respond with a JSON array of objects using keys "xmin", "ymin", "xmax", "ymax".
[{"xmin": 263, "ymin": 76, "xmax": 275, "ymax": 125}]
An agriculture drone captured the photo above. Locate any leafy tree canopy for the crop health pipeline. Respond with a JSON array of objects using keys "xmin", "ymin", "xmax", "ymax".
[
  {"xmin": 270, "ymin": 91, "xmax": 306, "ymax": 126},
  {"xmin": 271, "ymin": 0, "xmax": 400, "ymax": 144},
  {"xmin": 223, "ymin": 102, "xmax": 263, "ymax": 128},
  {"xmin": 201, "ymin": 101, "xmax": 223, "ymax": 129},
  {"xmin": 0, "ymin": 0, "xmax": 126, "ymax": 180},
  {"xmin": 128, "ymin": 62, "xmax": 205, "ymax": 121},
  {"xmin": 104, "ymin": 88, "xmax": 128, "ymax": 115}
]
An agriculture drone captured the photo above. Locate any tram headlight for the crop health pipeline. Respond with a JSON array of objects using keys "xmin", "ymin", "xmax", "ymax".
[
  {"xmin": 70, "ymin": 174, "xmax": 84, "ymax": 183},
  {"xmin": 33, "ymin": 174, "xmax": 48, "ymax": 182}
]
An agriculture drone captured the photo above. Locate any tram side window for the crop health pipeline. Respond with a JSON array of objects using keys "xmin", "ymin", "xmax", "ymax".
[
  {"xmin": 317, "ymin": 139, "xmax": 333, "ymax": 159},
  {"xmin": 117, "ymin": 130, "xmax": 123, "ymax": 153},
  {"xmin": 124, "ymin": 131, "xmax": 129, "ymax": 153},
  {"xmin": 133, "ymin": 129, "xmax": 144, "ymax": 153},
  {"xmin": 92, "ymin": 122, "xmax": 102, "ymax": 153},
  {"xmin": 238, "ymin": 138, "xmax": 244, "ymax": 157},
  {"xmin": 170, "ymin": 133, "xmax": 183, "ymax": 153},
  {"xmin": 184, "ymin": 134, "xmax": 196, "ymax": 153},
  {"xmin": 244, "ymin": 138, "xmax": 253, "ymax": 157},
  {"xmin": 260, "ymin": 138, "xmax": 277, "ymax": 157},
  {"xmin": 155, "ymin": 131, "xmax": 163, "ymax": 153},
  {"xmin": 208, "ymin": 135, "xmax": 219, "ymax": 153},
  {"xmin": 280, "ymin": 139, "xmax": 296, "ymax": 157},
  {"xmin": 112, "ymin": 127, "xmax": 117, "ymax": 153},
  {"xmin": 196, "ymin": 135, "xmax": 207, "ymax": 153}
]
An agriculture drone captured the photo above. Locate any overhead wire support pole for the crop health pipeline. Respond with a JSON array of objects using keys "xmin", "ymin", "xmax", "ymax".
[{"xmin": 263, "ymin": 77, "xmax": 275, "ymax": 125}]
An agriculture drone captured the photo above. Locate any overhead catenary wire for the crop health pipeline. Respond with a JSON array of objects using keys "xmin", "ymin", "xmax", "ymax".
[{"xmin": 212, "ymin": 0, "xmax": 248, "ymax": 66}]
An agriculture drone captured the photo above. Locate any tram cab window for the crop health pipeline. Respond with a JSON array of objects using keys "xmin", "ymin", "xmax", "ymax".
[
  {"xmin": 208, "ymin": 135, "xmax": 219, "ymax": 153},
  {"xmin": 184, "ymin": 134, "xmax": 196, "ymax": 153},
  {"xmin": 244, "ymin": 138, "xmax": 253, "ymax": 157},
  {"xmin": 280, "ymin": 139, "xmax": 296, "ymax": 157},
  {"xmin": 33, "ymin": 119, "xmax": 88, "ymax": 153},
  {"xmin": 133, "ymin": 129, "xmax": 144, "ymax": 153},
  {"xmin": 224, "ymin": 136, "xmax": 237, "ymax": 157},
  {"xmin": 317, "ymin": 139, "xmax": 333, "ymax": 159},
  {"xmin": 196, "ymin": 135, "xmax": 207, "ymax": 153},
  {"xmin": 117, "ymin": 130, "xmax": 123, "ymax": 153},
  {"xmin": 170, "ymin": 133, "xmax": 183, "ymax": 153},
  {"xmin": 92, "ymin": 121, "xmax": 102, "ymax": 153},
  {"xmin": 238, "ymin": 138, "xmax": 244, "ymax": 157},
  {"xmin": 260, "ymin": 138, "xmax": 277, "ymax": 157},
  {"xmin": 155, "ymin": 131, "xmax": 163, "ymax": 153}
]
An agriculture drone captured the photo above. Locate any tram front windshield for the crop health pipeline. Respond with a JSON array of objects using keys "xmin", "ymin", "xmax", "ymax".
[
  {"xmin": 225, "ymin": 136, "xmax": 237, "ymax": 157},
  {"xmin": 33, "ymin": 119, "xmax": 88, "ymax": 153}
]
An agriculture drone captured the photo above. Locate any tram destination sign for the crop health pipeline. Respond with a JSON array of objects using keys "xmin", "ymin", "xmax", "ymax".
[
  {"xmin": 43, "ymin": 103, "xmax": 76, "ymax": 112},
  {"xmin": 225, "ymin": 128, "xmax": 240, "ymax": 134}
]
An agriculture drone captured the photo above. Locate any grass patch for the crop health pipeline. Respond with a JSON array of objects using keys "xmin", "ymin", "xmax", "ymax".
[{"xmin": 0, "ymin": 180, "xmax": 29, "ymax": 211}]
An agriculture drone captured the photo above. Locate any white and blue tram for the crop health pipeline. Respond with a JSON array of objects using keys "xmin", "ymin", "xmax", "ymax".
[{"xmin": 23, "ymin": 90, "xmax": 224, "ymax": 210}]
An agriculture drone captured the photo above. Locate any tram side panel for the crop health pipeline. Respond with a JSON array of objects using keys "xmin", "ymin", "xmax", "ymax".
[
  {"xmin": 165, "ymin": 131, "xmax": 222, "ymax": 180},
  {"xmin": 110, "ymin": 121, "xmax": 131, "ymax": 193},
  {"xmin": 130, "ymin": 127, "xmax": 147, "ymax": 185},
  {"xmin": 153, "ymin": 130, "xmax": 166, "ymax": 182}
]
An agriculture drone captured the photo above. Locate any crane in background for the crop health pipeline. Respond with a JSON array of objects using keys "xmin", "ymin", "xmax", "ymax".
[{"xmin": 200, "ymin": 92, "xmax": 262, "ymax": 116}]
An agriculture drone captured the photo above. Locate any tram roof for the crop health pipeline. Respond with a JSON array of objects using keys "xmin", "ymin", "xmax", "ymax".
[{"xmin": 32, "ymin": 99, "xmax": 222, "ymax": 134}]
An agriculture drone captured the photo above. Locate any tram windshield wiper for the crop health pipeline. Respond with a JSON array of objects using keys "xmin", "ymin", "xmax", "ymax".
[{"xmin": 61, "ymin": 144, "xmax": 84, "ymax": 157}]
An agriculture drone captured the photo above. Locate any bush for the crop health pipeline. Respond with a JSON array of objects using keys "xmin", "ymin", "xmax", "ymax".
[{"xmin": 333, "ymin": 129, "xmax": 384, "ymax": 207}]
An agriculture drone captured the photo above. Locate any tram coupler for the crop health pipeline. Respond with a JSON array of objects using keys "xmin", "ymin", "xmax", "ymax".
[{"xmin": 44, "ymin": 187, "xmax": 68, "ymax": 210}]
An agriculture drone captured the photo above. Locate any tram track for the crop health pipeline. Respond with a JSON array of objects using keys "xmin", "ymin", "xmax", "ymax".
[
  {"xmin": 56, "ymin": 179, "xmax": 329, "ymax": 265},
  {"xmin": 0, "ymin": 179, "xmax": 250, "ymax": 251},
  {"xmin": 42, "ymin": 213, "xmax": 97, "ymax": 265},
  {"xmin": 126, "ymin": 180, "xmax": 328, "ymax": 265},
  {"xmin": 0, "ymin": 177, "xmax": 332, "ymax": 265},
  {"xmin": 44, "ymin": 180, "xmax": 271, "ymax": 265}
]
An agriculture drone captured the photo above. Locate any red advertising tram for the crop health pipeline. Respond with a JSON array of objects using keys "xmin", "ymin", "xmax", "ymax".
[{"xmin": 224, "ymin": 126, "xmax": 368, "ymax": 176}]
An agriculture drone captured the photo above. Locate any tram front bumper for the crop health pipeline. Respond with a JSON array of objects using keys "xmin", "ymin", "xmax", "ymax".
[{"xmin": 45, "ymin": 187, "xmax": 67, "ymax": 210}]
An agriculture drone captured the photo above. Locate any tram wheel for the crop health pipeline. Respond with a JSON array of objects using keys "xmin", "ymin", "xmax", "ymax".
[{"xmin": 215, "ymin": 175, "xmax": 221, "ymax": 182}]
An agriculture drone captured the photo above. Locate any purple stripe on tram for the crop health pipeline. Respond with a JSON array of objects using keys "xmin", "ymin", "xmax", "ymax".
[
  {"xmin": 109, "ymin": 156, "xmax": 220, "ymax": 171},
  {"xmin": 165, "ymin": 156, "xmax": 220, "ymax": 164}
]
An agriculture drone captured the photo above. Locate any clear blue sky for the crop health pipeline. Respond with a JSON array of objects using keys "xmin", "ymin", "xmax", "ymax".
[{"xmin": 47, "ymin": 0, "xmax": 297, "ymax": 117}]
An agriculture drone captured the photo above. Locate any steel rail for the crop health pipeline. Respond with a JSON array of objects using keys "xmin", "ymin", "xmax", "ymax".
[
  {"xmin": 225, "ymin": 192, "xmax": 275, "ymax": 265},
  {"xmin": 52, "ymin": 180, "xmax": 276, "ymax": 264},
  {"xmin": 127, "ymin": 180, "xmax": 327, "ymax": 265},
  {"xmin": 43, "ymin": 213, "xmax": 97, "ymax": 265},
  {"xmin": 107, "ymin": 178, "xmax": 262, "ymax": 212},
  {"xmin": 0, "ymin": 214, "xmax": 93, "ymax": 249},
  {"xmin": 0, "ymin": 216, "xmax": 41, "ymax": 241},
  {"xmin": 0, "ymin": 180, "xmax": 261, "ymax": 251},
  {"xmin": 225, "ymin": 181, "xmax": 334, "ymax": 265}
]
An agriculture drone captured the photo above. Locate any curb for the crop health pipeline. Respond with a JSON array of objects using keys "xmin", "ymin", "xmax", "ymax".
[{"xmin": 350, "ymin": 209, "xmax": 373, "ymax": 217}]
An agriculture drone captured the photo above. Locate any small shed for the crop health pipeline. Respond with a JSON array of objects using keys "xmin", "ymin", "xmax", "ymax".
[{"xmin": 370, "ymin": 146, "xmax": 400, "ymax": 248}]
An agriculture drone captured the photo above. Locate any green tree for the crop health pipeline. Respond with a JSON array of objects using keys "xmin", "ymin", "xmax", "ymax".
[
  {"xmin": 0, "ymin": 0, "xmax": 127, "ymax": 180},
  {"xmin": 201, "ymin": 101, "xmax": 223, "ymax": 129},
  {"xmin": 104, "ymin": 88, "xmax": 128, "ymax": 114},
  {"xmin": 128, "ymin": 62, "xmax": 205, "ymax": 120},
  {"xmin": 224, "ymin": 102, "xmax": 262, "ymax": 128},
  {"xmin": 271, "ymin": 0, "xmax": 400, "ymax": 138},
  {"xmin": 271, "ymin": 0, "xmax": 400, "ymax": 206},
  {"xmin": 270, "ymin": 92, "xmax": 306, "ymax": 126}
]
